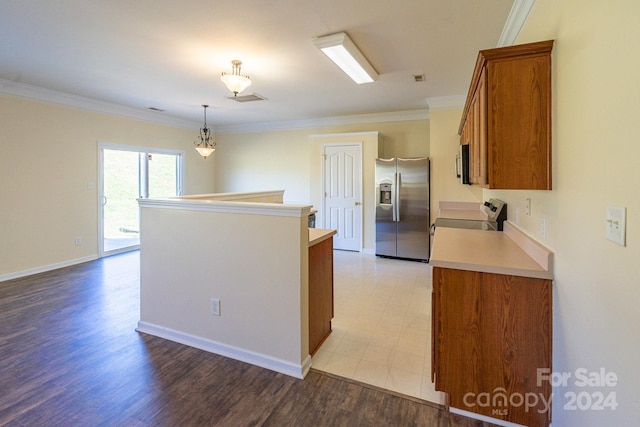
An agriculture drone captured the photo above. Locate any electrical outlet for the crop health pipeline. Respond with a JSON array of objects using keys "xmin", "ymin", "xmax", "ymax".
[
  {"xmin": 75, "ymin": 236, "xmax": 83, "ymax": 246},
  {"xmin": 606, "ymin": 205, "xmax": 626, "ymax": 246},
  {"xmin": 211, "ymin": 298, "xmax": 221, "ymax": 316}
]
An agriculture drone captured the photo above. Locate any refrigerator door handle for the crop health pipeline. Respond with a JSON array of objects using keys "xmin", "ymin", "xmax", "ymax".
[
  {"xmin": 395, "ymin": 172, "xmax": 401, "ymax": 222},
  {"xmin": 391, "ymin": 181, "xmax": 396, "ymax": 222}
]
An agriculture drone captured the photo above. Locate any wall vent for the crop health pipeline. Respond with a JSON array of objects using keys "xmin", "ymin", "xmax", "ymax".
[{"xmin": 413, "ymin": 74, "xmax": 426, "ymax": 82}]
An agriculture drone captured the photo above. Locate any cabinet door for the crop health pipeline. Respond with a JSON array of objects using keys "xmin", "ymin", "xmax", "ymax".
[
  {"xmin": 433, "ymin": 267, "xmax": 552, "ymax": 427},
  {"xmin": 308, "ymin": 237, "xmax": 334, "ymax": 355},
  {"xmin": 487, "ymin": 54, "xmax": 552, "ymax": 189},
  {"xmin": 464, "ymin": 69, "xmax": 488, "ymax": 187},
  {"xmin": 470, "ymin": 91, "xmax": 480, "ymax": 184},
  {"xmin": 477, "ymin": 68, "xmax": 488, "ymax": 186}
]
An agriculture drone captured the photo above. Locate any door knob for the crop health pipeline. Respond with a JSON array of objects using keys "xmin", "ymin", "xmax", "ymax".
[{"xmin": 354, "ymin": 201, "xmax": 361, "ymax": 206}]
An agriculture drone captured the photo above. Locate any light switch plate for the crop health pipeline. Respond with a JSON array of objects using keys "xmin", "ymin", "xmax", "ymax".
[
  {"xmin": 211, "ymin": 298, "xmax": 221, "ymax": 316},
  {"xmin": 605, "ymin": 205, "xmax": 626, "ymax": 246}
]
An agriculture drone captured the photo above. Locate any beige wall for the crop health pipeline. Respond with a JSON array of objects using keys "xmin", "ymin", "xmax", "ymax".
[
  {"xmin": 484, "ymin": 1, "xmax": 640, "ymax": 425},
  {"xmin": 214, "ymin": 120, "xmax": 429, "ymax": 252},
  {"xmin": 138, "ymin": 203, "xmax": 309, "ymax": 377},
  {"xmin": 213, "ymin": 129, "xmax": 311, "ymax": 203},
  {"xmin": 0, "ymin": 95, "xmax": 215, "ymax": 278},
  {"xmin": 214, "ymin": 120, "xmax": 429, "ymax": 201},
  {"xmin": 427, "ymin": 108, "xmax": 483, "ymax": 217}
]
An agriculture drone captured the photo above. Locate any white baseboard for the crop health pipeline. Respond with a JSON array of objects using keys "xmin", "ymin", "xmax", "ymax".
[
  {"xmin": 136, "ymin": 321, "xmax": 311, "ymax": 379},
  {"xmin": 450, "ymin": 407, "xmax": 526, "ymax": 427},
  {"xmin": 0, "ymin": 254, "xmax": 99, "ymax": 282}
]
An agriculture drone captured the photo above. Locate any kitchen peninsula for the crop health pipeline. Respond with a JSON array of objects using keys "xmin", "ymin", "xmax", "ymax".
[{"xmin": 137, "ymin": 190, "xmax": 334, "ymax": 379}]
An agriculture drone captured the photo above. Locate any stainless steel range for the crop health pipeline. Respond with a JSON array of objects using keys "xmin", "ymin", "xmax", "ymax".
[{"xmin": 431, "ymin": 199, "xmax": 507, "ymax": 233}]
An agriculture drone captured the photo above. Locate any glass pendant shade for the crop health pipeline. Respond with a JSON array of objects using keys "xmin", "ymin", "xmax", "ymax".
[
  {"xmin": 194, "ymin": 105, "xmax": 215, "ymax": 158},
  {"xmin": 221, "ymin": 60, "xmax": 252, "ymax": 96},
  {"xmin": 195, "ymin": 145, "xmax": 215, "ymax": 158}
]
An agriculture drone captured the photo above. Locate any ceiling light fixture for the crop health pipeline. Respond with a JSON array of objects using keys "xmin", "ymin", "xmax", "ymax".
[
  {"xmin": 194, "ymin": 105, "xmax": 215, "ymax": 158},
  {"xmin": 313, "ymin": 32, "xmax": 378, "ymax": 84},
  {"xmin": 221, "ymin": 60, "xmax": 252, "ymax": 96}
]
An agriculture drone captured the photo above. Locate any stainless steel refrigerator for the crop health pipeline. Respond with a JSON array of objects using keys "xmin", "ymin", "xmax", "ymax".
[{"xmin": 375, "ymin": 157, "xmax": 430, "ymax": 261}]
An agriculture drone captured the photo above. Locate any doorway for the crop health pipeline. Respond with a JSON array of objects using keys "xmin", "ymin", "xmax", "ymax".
[
  {"xmin": 98, "ymin": 143, "xmax": 183, "ymax": 256},
  {"xmin": 322, "ymin": 143, "xmax": 363, "ymax": 251}
]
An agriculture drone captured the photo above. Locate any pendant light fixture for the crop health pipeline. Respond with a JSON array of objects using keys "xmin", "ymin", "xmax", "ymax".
[
  {"xmin": 221, "ymin": 60, "xmax": 252, "ymax": 96},
  {"xmin": 194, "ymin": 105, "xmax": 215, "ymax": 158}
]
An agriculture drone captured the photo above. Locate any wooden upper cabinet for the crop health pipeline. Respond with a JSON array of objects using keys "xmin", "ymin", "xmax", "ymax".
[{"xmin": 459, "ymin": 40, "xmax": 554, "ymax": 190}]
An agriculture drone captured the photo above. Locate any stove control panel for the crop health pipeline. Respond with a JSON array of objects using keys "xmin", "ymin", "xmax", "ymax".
[{"xmin": 483, "ymin": 199, "xmax": 507, "ymax": 229}]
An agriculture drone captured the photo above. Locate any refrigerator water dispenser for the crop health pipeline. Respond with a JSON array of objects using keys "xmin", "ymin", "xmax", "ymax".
[{"xmin": 379, "ymin": 183, "xmax": 392, "ymax": 204}]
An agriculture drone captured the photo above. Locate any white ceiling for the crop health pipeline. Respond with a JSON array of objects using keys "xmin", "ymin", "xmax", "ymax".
[{"xmin": 0, "ymin": 0, "xmax": 520, "ymax": 132}]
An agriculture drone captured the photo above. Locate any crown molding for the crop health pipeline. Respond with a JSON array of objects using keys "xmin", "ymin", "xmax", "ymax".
[
  {"xmin": 309, "ymin": 131, "xmax": 381, "ymax": 139},
  {"xmin": 0, "ymin": 78, "xmax": 198, "ymax": 129},
  {"xmin": 497, "ymin": 0, "xmax": 537, "ymax": 47},
  {"xmin": 426, "ymin": 1, "xmax": 536, "ymax": 113},
  {"xmin": 1, "ymin": 77, "xmax": 429, "ymax": 134},
  {"xmin": 215, "ymin": 109, "xmax": 429, "ymax": 134},
  {"xmin": 426, "ymin": 95, "xmax": 466, "ymax": 111},
  {"xmin": 0, "ymin": 4, "xmax": 533, "ymax": 135}
]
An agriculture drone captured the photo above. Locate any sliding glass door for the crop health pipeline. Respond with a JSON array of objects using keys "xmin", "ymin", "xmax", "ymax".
[
  {"xmin": 148, "ymin": 152, "xmax": 180, "ymax": 198},
  {"xmin": 99, "ymin": 143, "xmax": 183, "ymax": 256},
  {"xmin": 102, "ymin": 149, "xmax": 141, "ymax": 253}
]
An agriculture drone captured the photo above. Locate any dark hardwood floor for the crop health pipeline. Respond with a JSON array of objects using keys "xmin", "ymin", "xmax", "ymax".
[{"xmin": 0, "ymin": 251, "xmax": 493, "ymax": 427}]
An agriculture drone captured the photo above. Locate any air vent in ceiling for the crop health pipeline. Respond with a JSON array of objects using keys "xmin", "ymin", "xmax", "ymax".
[
  {"xmin": 147, "ymin": 107, "xmax": 165, "ymax": 112},
  {"xmin": 227, "ymin": 93, "xmax": 268, "ymax": 103},
  {"xmin": 413, "ymin": 74, "xmax": 426, "ymax": 82}
]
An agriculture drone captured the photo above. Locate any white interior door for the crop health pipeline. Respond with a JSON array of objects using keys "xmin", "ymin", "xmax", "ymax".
[{"xmin": 323, "ymin": 144, "xmax": 362, "ymax": 251}]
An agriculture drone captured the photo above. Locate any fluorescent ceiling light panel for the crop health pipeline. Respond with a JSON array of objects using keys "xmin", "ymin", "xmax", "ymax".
[{"xmin": 313, "ymin": 32, "xmax": 378, "ymax": 84}]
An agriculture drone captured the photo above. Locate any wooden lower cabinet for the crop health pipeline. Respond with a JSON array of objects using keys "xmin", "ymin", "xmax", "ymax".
[
  {"xmin": 308, "ymin": 236, "xmax": 334, "ymax": 355},
  {"xmin": 432, "ymin": 267, "xmax": 552, "ymax": 427}
]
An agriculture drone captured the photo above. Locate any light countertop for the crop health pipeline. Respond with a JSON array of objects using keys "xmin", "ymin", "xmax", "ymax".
[
  {"xmin": 309, "ymin": 228, "xmax": 337, "ymax": 247},
  {"xmin": 438, "ymin": 208, "xmax": 487, "ymax": 221},
  {"xmin": 430, "ymin": 222, "xmax": 553, "ymax": 280},
  {"xmin": 437, "ymin": 201, "xmax": 487, "ymax": 220}
]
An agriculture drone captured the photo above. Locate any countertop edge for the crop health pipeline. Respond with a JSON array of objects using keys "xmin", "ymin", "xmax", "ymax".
[
  {"xmin": 309, "ymin": 228, "xmax": 337, "ymax": 247},
  {"xmin": 429, "ymin": 259, "xmax": 554, "ymax": 280}
]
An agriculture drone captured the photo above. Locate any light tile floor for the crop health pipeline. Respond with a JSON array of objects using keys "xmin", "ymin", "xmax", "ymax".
[{"xmin": 311, "ymin": 250, "xmax": 446, "ymax": 405}]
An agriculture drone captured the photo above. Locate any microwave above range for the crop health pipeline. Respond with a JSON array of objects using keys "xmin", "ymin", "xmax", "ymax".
[{"xmin": 456, "ymin": 144, "xmax": 470, "ymax": 185}]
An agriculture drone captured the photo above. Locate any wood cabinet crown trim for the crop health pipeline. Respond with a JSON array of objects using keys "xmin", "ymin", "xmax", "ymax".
[{"xmin": 458, "ymin": 40, "xmax": 554, "ymax": 135}]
